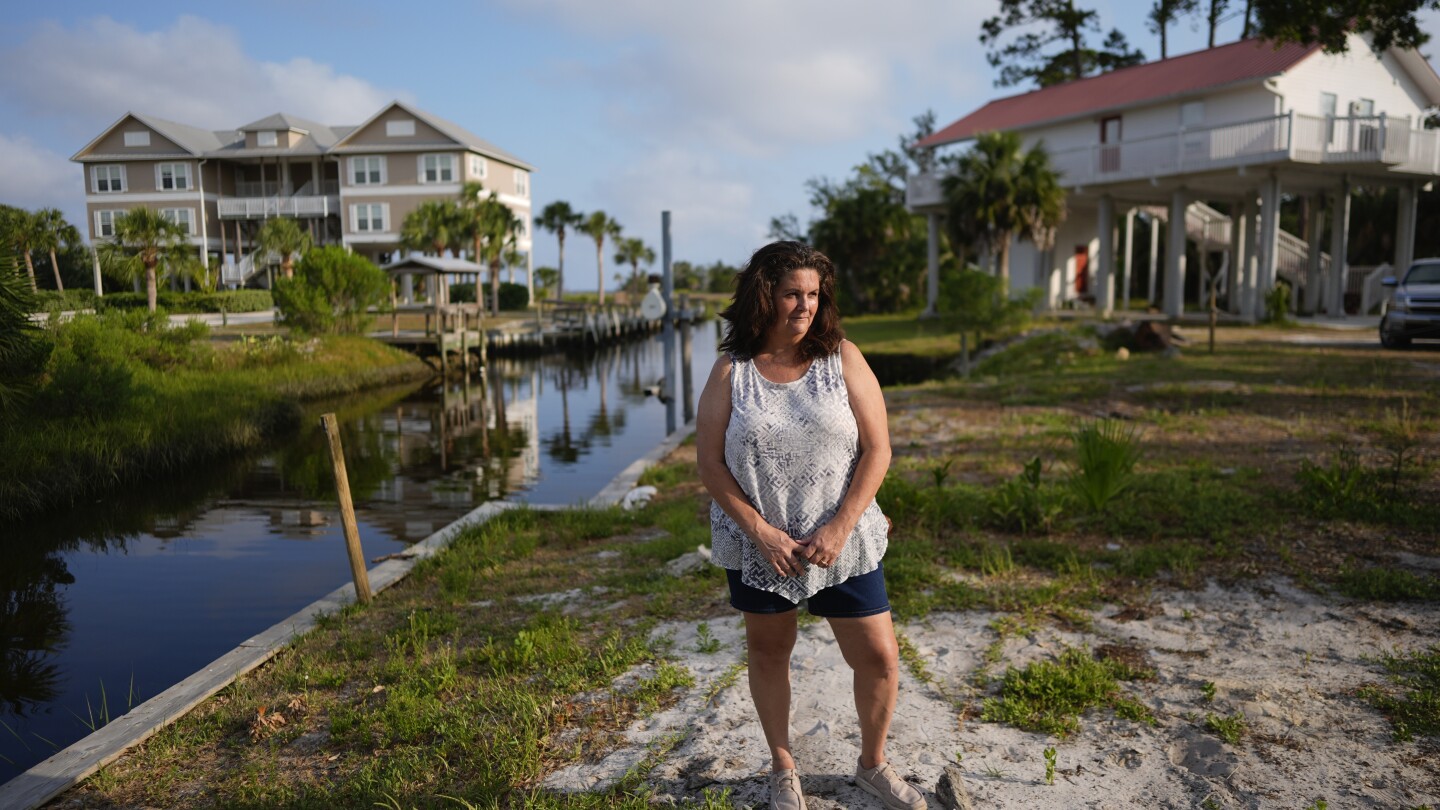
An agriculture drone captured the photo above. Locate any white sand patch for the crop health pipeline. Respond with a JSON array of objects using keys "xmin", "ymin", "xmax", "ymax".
[{"xmin": 544, "ymin": 578, "xmax": 1440, "ymax": 808}]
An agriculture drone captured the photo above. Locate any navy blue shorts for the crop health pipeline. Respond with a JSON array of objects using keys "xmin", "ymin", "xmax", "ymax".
[{"xmin": 726, "ymin": 564, "xmax": 890, "ymax": 618}]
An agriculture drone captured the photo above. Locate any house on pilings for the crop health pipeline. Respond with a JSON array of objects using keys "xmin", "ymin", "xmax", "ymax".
[{"xmin": 910, "ymin": 33, "xmax": 1440, "ymax": 321}]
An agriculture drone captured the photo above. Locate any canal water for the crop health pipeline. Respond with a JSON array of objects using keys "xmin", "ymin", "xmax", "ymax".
[{"xmin": 0, "ymin": 322, "xmax": 721, "ymax": 784}]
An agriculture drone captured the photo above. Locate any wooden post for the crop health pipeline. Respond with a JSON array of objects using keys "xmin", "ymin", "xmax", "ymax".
[
  {"xmin": 320, "ymin": 413, "xmax": 372, "ymax": 604},
  {"xmin": 391, "ymin": 282, "xmax": 399, "ymax": 338}
]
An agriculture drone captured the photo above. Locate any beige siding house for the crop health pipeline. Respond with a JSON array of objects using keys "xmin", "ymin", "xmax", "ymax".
[{"xmin": 71, "ymin": 101, "xmax": 535, "ymax": 294}]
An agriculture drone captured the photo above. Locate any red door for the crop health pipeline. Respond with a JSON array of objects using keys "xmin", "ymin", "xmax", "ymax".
[{"xmin": 1074, "ymin": 246, "xmax": 1090, "ymax": 296}]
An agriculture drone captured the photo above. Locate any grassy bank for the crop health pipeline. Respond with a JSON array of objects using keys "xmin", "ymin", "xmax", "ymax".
[
  {"xmin": 0, "ymin": 312, "xmax": 429, "ymax": 522},
  {"xmin": 53, "ymin": 324, "xmax": 1440, "ymax": 807}
]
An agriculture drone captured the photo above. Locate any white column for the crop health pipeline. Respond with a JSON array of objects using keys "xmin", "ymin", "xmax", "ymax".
[
  {"xmin": 924, "ymin": 213, "xmax": 940, "ymax": 316},
  {"xmin": 1303, "ymin": 193, "xmax": 1326, "ymax": 314},
  {"xmin": 1147, "ymin": 213, "xmax": 1160, "ymax": 306},
  {"xmin": 526, "ymin": 248, "xmax": 536, "ymax": 304},
  {"xmin": 402, "ymin": 272, "xmax": 415, "ymax": 305},
  {"xmin": 1241, "ymin": 197, "xmax": 1259, "ymax": 320},
  {"xmin": 1256, "ymin": 173, "xmax": 1282, "ymax": 316},
  {"xmin": 1122, "ymin": 209, "xmax": 1135, "ymax": 311},
  {"xmin": 1097, "ymin": 194, "xmax": 1115, "ymax": 317},
  {"xmin": 1327, "ymin": 177, "xmax": 1351, "ymax": 316},
  {"xmin": 1395, "ymin": 181, "xmax": 1417, "ymax": 274},
  {"xmin": 1164, "ymin": 189, "xmax": 1188, "ymax": 318},
  {"xmin": 1227, "ymin": 197, "xmax": 1248, "ymax": 314}
]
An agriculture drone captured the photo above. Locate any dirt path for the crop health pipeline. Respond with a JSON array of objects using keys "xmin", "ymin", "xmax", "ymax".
[{"xmin": 545, "ymin": 577, "xmax": 1440, "ymax": 809}]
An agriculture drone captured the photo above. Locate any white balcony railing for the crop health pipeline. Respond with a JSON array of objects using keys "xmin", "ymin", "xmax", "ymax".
[
  {"xmin": 907, "ymin": 114, "xmax": 1439, "ymax": 206},
  {"xmin": 218, "ymin": 195, "xmax": 336, "ymax": 219}
]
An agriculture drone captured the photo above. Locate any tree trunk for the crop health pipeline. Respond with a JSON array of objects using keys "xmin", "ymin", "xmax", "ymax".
[
  {"xmin": 596, "ymin": 242, "xmax": 606, "ymax": 305},
  {"xmin": 282, "ymin": 254, "xmax": 294, "ymax": 279},
  {"xmin": 960, "ymin": 331, "xmax": 971, "ymax": 378},
  {"xmin": 22, "ymin": 251, "xmax": 36, "ymax": 291},
  {"xmin": 1242, "ymin": 0, "xmax": 1253, "ymax": 37},
  {"xmin": 49, "ymin": 248, "xmax": 64, "ymax": 292},
  {"xmin": 491, "ymin": 258, "xmax": 502, "ymax": 317},
  {"xmin": 1207, "ymin": 0, "xmax": 1221, "ymax": 47},
  {"xmin": 556, "ymin": 232, "xmax": 566, "ymax": 300},
  {"xmin": 998, "ymin": 239, "xmax": 1012, "ymax": 295},
  {"xmin": 145, "ymin": 262, "xmax": 159, "ymax": 313},
  {"xmin": 1160, "ymin": 24, "xmax": 1168, "ymax": 60}
]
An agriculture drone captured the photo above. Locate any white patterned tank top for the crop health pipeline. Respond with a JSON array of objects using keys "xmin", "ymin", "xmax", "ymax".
[{"xmin": 709, "ymin": 344, "xmax": 889, "ymax": 603}]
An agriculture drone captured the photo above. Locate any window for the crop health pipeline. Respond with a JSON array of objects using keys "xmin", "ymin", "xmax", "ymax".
[
  {"xmin": 351, "ymin": 203, "xmax": 387, "ymax": 232},
  {"xmin": 1355, "ymin": 98, "xmax": 1375, "ymax": 117},
  {"xmin": 160, "ymin": 208, "xmax": 194, "ymax": 236},
  {"xmin": 350, "ymin": 156, "xmax": 385, "ymax": 185},
  {"xmin": 95, "ymin": 210, "xmax": 119, "ymax": 238},
  {"xmin": 92, "ymin": 165, "xmax": 126, "ymax": 193},
  {"xmin": 514, "ymin": 169, "xmax": 528, "ymax": 198},
  {"xmin": 469, "ymin": 155, "xmax": 487, "ymax": 179},
  {"xmin": 257, "ymin": 131, "xmax": 278, "ymax": 147},
  {"xmin": 1180, "ymin": 101, "xmax": 1205, "ymax": 128},
  {"xmin": 124, "ymin": 131, "xmax": 151, "ymax": 147},
  {"xmin": 420, "ymin": 154, "xmax": 455, "ymax": 183},
  {"xmin": 386, "ymin": 119, "xmax": 416, "ymax": 137},
  {"xmin": 157, "ymin": 162, "xmax": 191, "ymax": 191}
]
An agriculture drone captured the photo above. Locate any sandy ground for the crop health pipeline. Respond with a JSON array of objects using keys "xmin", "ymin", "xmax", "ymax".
[{"xmin": 543, "ymin": 575, "xmax": 1440, "ymax": 809}]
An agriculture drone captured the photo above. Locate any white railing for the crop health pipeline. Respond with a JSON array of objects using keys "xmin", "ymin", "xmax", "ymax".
[
  {"xmin": 218, "ymin": 196, "xmax": 334, "ymax": 219},
  {"xmin": 1047, "ymin": 113, "xmax": 1292, "ymax": 187},
  {"xmin": 1360, "ymin": 263, "xmax": 1393, "ymax": 315}
]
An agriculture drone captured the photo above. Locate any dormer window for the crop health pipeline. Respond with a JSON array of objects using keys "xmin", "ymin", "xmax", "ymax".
[
  {"xmin": 386, "ymin": 119, "xmax": 416, "ymax": 137},
  {"xmin": 124, "ymin": 131, "xmax": 150, "ymax": 147},
  {"xmin": 257, "ymin": 131, "xmax": 278, "ymax": 147}
]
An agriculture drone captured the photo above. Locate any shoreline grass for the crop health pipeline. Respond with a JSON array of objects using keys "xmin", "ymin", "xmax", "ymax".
[{"xmin": 0, "ymin": 313, "xmax": 430, "ymax": 522}]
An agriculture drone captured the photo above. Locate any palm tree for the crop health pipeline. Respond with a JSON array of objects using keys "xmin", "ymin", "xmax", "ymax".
[
  {"xmin": 535, "ymin": 201, "xmax": 582, "ymax": 301},
  {"xmin": 401, "ymin": 200, "xmax": 464, "ymax": 258},
  {"xmin": 503, "ymin": 246, "xmax": 525, "ymax": 284},
  {"xmin": 472, "ymin": 194, "xmax": 522, "ymax": 316},
  {"xmin": 255, "ymin": 217, "xmax": 313, "ymax": 280},
  {"xmin": 7, "ymin": 209, "xmax": 40, "ymax": 292},
  {"xmin": 577, "ymin": 211, "xmax": 622, "ymax": 305},
  {"xmin": 29, "ymin": 208, "xmax": 80, "ymax": 293},
  {"xmin": 943, "ymin": 131, "xmax": 1065, "ymax": 293},
  {"xmin": 99, "ymin": 207, "xmax": 190, "ymax": 312},
  {"xmin": 613, "ymin": 237, "xmax": 655, "ymax": 301}
]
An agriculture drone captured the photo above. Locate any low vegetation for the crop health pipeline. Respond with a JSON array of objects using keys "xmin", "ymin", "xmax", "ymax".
[{"xmin": 0, "ymin": 308, "xmax": 427, "ymax": 521}]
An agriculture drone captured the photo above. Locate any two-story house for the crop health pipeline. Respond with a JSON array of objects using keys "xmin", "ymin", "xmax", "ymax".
[
  {"xmin": 71, "ymin": 101, "xmax": 535, "ymax": 296},
  {"xmin": 909, "ymin": 34, "xmax": 1440, "ymax": 320}
]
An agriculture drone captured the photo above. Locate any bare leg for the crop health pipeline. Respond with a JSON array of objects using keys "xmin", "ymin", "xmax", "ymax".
[
  {"xmin": 828, "ymin": 611, "xmax": 900, "ymax": 769},
  {"xmin": 744, "ymin": 610, "xmax": 799, "ymax": 772}
]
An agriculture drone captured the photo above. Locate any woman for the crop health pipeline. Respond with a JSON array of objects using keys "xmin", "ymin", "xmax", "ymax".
[{"xmin": 696, "ymin": 241, "xmax": 923, "ymax": 810}]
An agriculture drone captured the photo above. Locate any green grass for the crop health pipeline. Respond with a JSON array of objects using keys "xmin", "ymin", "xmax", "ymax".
[
  {"xmin": 980, "ymin": 647, "xmax": 1155, "ymax": 737},
  {"xmin": 1336, "ymin": 567, "xmax": 1440, "ymax": 601},
  {"xmin": 842, "ymin": 312, "xmax": 963, "ymax": 358},
  {"xmin": 0, "ymin": 311, "xmax": 428, "ymax": 520},
  {"xmin": 1358, "ymin": 645, "xmax": 1440, "ymax": 742},
  {"xmin": 70, "ymin": 501, "xmax": 729, "ymax": 808},
  {"xmin": 1203, "ymin": 711, "xmax": 1248, "ymax": 745}
]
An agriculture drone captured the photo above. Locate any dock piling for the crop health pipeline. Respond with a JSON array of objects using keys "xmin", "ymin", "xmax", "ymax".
[{"xmin": 320, "ymin": 413, "xmax": 372, "ymax": 604}]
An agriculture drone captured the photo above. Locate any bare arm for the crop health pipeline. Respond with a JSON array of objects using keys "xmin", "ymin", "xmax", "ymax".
[
  {"xmin": 696, "ymin": 356, "xmax": 808, "ymax": 578},
  {"xmin": 800, "ymin": 340, "xmax": 892, "ymax": 567}
]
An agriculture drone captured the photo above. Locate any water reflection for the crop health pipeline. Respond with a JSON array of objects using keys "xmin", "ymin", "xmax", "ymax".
[{"xmin": 0, "ymin": 324, "xmax": 718, "ymax": 782}]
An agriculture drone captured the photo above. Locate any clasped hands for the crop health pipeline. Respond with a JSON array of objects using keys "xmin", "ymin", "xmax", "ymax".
[{"xmin": 757, "ymin": 522, "xmax": 848, "ymax": 578}]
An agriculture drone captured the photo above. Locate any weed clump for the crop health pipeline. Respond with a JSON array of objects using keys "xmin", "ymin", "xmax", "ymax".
[
  {"xmin": 1336, "ymin": 567, "xmax": 1440, "ymax": 602},
  {"xmin": 1358, "ymin": 645, "xmax": 1440, "ymax": 742},
  {"xmin": 980, "ymin": 646, "xmax": 1155, "ymax": 737},
  {"xmin": 1069, "ymin": 419, "xmax": 1143, "ymax": 513}
]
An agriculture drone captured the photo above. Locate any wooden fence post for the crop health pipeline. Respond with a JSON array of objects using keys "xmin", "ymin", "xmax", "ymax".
[{"xmin": 320, "ymin": 413, "xmax": 372, "ymax": 603}]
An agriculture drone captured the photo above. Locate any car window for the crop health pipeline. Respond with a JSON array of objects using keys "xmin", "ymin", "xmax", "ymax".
[{"xmin": 1404, "ymin": 264, "xmax": 1440, "ymax": 285}]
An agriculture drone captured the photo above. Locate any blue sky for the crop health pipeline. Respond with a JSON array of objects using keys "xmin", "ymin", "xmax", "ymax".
[{"xmin": 1, "ymin": 1, "xmax": 1436, "ymax": 287}]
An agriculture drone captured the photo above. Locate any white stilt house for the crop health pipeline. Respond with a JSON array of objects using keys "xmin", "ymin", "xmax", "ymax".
[{"xmin": 911, "ymin": 35, "xmax": 1440, "ymax": 320}]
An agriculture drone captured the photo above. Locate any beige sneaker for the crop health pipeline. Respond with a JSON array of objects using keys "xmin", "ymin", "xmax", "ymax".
[
  {"xmin": 769, "ymin": 768, "xmax": 808, "ymax": 810},
  {"xmin": 855, "ymin": 759, "xmax": 925, "ymax": 809}
]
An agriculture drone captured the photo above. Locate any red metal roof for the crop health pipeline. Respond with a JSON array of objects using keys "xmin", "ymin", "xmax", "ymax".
[{"xmin": 919, "ymin": 38, "xmax": 1321, "ymax": 148}]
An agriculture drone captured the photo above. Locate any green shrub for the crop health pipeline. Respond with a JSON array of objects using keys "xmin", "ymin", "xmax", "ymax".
[
  {"xmin": 1069, "ymin": 419, "xmax": 1143, "ymax": 513},
  {"xmin": 1337, "ymin": 567, "xmax": 1440, "ymax": 601},
  {"xmin": 32, "ymin": 289, "xmax": 97, "ymax": 311},
  {"xmin": 498, "ymin": 281, "xmax": 530, "ymax": 310},
  {"xmin": 449, "ymin": 282, "xmax": 477, "ymax": 304},
  {"xmin": 99, "ymin": 289, "xmax": 273, "ymax": 313},
  {"xmin": 1263, "ymin": 281, "xmax": 1293, "ymax": 325},
  {"xmin": 273, "ymin": 246, "xmax": 390, "ymax": 335},
  {"xmin": 1, "ymin": 254, "xmax": 53, "ymax": 419}
]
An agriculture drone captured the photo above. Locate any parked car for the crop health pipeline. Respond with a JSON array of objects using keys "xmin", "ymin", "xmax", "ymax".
[{"xmin": 1379, "ymin": 259, "xmax": 1440, "ymax": 348}]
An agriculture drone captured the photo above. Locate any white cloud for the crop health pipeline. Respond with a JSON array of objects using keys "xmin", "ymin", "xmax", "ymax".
[
  {"xmin": 0, "ymin": 15, "xmax": 403, "ymax": 131},
  {"xmin": 600, "ymin": 148, "xmax": 759, "ymax": 260},
  {"xmin": 0, "ymin": 133, "xmax": 86, "ymax": 226},
  {"xmin": 508, "ymin": 0, "xmax": 994, "ymax": 156}
]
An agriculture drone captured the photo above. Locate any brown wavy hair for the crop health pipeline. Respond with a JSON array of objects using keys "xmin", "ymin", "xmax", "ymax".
[{"xmin": 719, "ymin": 240, "xmax": 844, "ymax": 361}]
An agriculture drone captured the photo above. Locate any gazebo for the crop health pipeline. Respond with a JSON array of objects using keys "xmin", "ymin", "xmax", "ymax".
[{"xmin": 381, "ymin": 255, "xmax": 486, "ymax": 309}]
